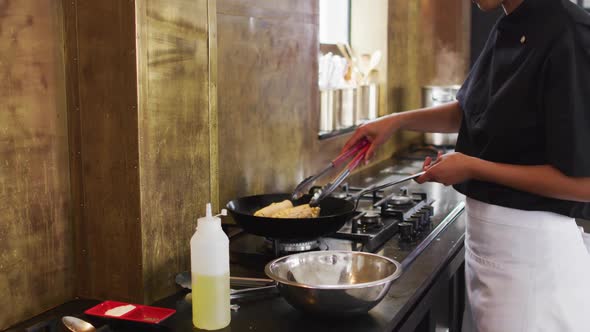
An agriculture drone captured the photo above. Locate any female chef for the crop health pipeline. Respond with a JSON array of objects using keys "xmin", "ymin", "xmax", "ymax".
[{"xmin": 344, "ymin": 0, "xmax": 590, "ymax": 330}]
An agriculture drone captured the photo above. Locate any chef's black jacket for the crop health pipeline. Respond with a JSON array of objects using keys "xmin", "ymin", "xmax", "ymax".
[{"xmin": 455, "ymin": 0, "xmax": 590, "ymax": 219}]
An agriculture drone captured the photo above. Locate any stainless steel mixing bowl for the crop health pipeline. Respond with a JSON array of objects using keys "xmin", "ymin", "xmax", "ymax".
[{"xmin": 264, "ymin": 251, "xmax": 402, "ymax": 316}]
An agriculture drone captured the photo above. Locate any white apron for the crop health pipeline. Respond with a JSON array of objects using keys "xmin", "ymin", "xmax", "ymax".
[{"xmin": 462, "ymin": 198, "xmax": 590, "ymax": 332}]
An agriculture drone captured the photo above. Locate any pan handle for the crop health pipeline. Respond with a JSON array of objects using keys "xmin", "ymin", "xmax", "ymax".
[
  {"xmin": 348, "ymin": 171, "xmax": 426, "ymax": 209},
  {"xmin": 176, "ymin": 272, "xmax": 275, "ymax": 290},
  {"xmin": 231, "ymin": 277, "xmax": 278, "ymax": 301},
  {"xmin": 349, "ymin": 156, "xmax": 440, "ymax": 206},
  {"xmin": 231, "ymin": 283, "xmax": 280, "ymax": 301},
  {"xmin": 231, "ymin": 276, "xmax": 275, "ymax": 287}
]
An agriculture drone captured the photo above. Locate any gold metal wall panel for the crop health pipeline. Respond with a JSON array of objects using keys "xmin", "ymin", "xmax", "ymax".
[
  {"xmin": 72, "ymin": 0, "xmax": 143, "ymax": 302},
  {"xmin": 0, "ymin": 0, "xmax": 73, "ymax": 328},
  {"xmin": 136, "ymin": 0, "xmax": 213, "ymax": 303}
]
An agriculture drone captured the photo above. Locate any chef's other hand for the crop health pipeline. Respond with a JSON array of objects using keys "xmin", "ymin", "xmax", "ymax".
[
  {"xmin": 416, "ymin": 152, "xmax": 477, "ymax": 186},
  {"xmin": 421, "ymin": 151, "xmax": 443, "ymax": 171},
  {"xmin": 342, "ymin": 116, "xmax": 400, "ymax": 161}
]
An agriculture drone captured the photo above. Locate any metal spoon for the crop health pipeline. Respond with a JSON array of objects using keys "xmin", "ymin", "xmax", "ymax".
[
  {"xmin": 62, "ymin": 316, "xmax": 96, "ymax": 332},
  {"xmin": 62, "ymin": 316, "xmax": 111, "ymax": 332}
]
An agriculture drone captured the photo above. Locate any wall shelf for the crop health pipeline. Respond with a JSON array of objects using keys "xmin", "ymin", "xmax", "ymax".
[{"xmin": 318, "ymin": 125, "xmax": 358, "ymax": 140}]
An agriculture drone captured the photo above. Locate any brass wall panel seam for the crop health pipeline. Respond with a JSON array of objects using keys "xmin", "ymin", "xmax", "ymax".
[
  {"xmin": 73, "ymin": 0, "xmax": 143, "ymax": 301},
  {"xmin": 56, "ymin": 0, "xmax": 73, "ymax": 299},
  {"xmin": 132, "ymin": 0, "xmax": 146, "ymax": 300},
  {"xmin": 208, "ymin": 0, "xmax": 220, "ymax": 211},
  {"xmin": 63, "ymin": 0, "xmax": 87, "ymax": 298}
]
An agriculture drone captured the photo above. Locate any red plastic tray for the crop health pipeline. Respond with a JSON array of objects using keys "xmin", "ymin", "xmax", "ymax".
[{"xmin": 85, "ymin": 300, "xmax": 176, "ymax": 324}]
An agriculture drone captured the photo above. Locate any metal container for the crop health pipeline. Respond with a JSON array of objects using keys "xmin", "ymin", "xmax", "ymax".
[
  {"xmin": 265, "ymin": 251, "xmax": 402, "ymax": 316},
  {"xmin": 320, "ymin": 88, "xmax": 356, "ymax": 132},
  {"xmin": 355, "ymin": 84, "xmax": 379, "ymax": 125},
  {"xmin": 422, "ymin": 85, "xmax": 461, "ymax": 146},
  {"xmin": 320, "ymin": 84, "xmax": 379, "ymax": 133},
  {"xmin": 334, "ymin": 88, "xmax": 356, "ymax": 130},
  {"xmin": 320, "ymin": 89, "xmax": 335, "ymax": 132}
]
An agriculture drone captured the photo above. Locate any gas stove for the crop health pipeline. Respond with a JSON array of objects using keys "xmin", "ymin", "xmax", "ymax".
[
  {"xmin": 328, "ymin": 186, "xmax": 435, "ymax": 252},
  {"xmin": 229, "ymin": 158, "xmax": 465, "ymax": 274}
]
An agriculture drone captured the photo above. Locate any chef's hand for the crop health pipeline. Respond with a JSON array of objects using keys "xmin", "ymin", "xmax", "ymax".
[
  {"xmin": 342, "ymin": 115, "xmax": 401, "ymax": 161},
  {"xmin": 416, "ymin": 152, "xmax": 477, "ymax": 186}
]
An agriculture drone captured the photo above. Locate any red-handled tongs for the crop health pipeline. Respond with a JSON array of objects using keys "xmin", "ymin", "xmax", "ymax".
[
  {"xmin": 291, "ymin": 138, "xmax": 370, "ymax": 201},
  {"xmin": 308, "ymin": 142, "xmax": 371, "ymax": 207}
]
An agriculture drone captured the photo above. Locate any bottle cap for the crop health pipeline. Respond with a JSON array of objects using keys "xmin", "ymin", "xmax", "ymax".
[
  {"xmin": 197, "ymin": 203, "xmax": 227, "ymax": 229},
  {"xmin": 206, "ymin": 203, "xmax": 212, "ymax": 218}
]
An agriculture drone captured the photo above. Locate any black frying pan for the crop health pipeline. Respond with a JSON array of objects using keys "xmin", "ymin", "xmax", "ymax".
[{"xmin": 226, "ymin": 193, "xmax": 356, "ymax": 240}]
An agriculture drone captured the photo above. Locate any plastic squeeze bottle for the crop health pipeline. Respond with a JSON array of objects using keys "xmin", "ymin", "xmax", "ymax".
[{"xmin": 191, "ymin": 203, "xmax": 230, "ymax": 330}]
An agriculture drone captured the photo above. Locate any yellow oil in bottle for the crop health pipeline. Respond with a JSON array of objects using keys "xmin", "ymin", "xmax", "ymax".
[{"xmin": 192, "ymin": 272, "xmax": 231, "ymax": 330}]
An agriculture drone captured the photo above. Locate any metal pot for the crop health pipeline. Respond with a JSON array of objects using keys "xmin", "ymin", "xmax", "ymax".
[
  {"xmin": 422, "ymin": 85, "xmax": 461, "ymax": 146},
  {"xmin": 264, "ymin": 251, "xmax": 402, "ymax": 316}
]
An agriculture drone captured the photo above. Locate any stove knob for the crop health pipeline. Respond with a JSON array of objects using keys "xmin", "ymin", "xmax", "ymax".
[
  {"xmin": 412, "ymin": 215, "xmax": 420, "ymax": 229},
  {"xmin": 420, "ymin": 211, "xmax": 430, "ymax": 224},
  {"xmin": 419, "ymin": 214, "xmax": 428, "ymax": 225},
  {"xmin": 415, "ymin": 211, "xmax": 427, "ymax": 223},
  {"xmin": 419, "ymin": 214, "xmax": 431, "ymax": 229},
  {"xmin": 398, "ymin": 222, "xmax": 414, "ymax": 242},
  {"xmin": 408, "ymin": 216, "xmax": 421, "ymax": 231},
  {"xmin": 424, "ymin": 205, "xmax": 434, "ymax": 218}
]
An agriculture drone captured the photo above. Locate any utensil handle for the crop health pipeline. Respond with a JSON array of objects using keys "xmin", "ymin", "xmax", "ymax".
[
  {"xmin": 310, "ymin": 145, "xmax": 370, "ymax": 206},
  {"xmin": 230, "ymin": 276, "xmax": 275, "ymax": 288},
  {"xmin": 351, "ymin": 171, "xmax": 426, "ymax": 209},
  {"xmin": 292, "ymin": 139, "xmax": 368, "ymax": 200},
  {"xmin": 332, "ymin": 138, "xmax": 369, "ymax": 167},
  {"xmin": 372, "ymin": 172, "xmax": 426, "ymax": 207},
  {"xmin": 345, "ymin": 144, "xmax": 370, "ymax": 171},
  {"xmin": 230, "ymin": 285, "xmax": 279, "ymax": 301}
]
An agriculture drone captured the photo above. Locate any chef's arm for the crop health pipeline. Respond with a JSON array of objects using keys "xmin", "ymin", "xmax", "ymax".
[
  {"xmin": 471, "ymin": 160, "xmax": 590, "ymax": 203},
  {"xmin": 395, "ymin": 100, "xmax": 463, "ymax": 133},
  {"xmin": 344, "ymin": 101, "xmax": 463, "ymax": 160}
]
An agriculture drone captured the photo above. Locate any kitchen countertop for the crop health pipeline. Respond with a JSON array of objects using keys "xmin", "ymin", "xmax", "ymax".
[
  {"xmin": 9, "ymin": 188, "xmax": 466, "ymax": 332},
  {"xmin": 8, "ymin": 155, "xmax": 468, "ymax": 332},
  {"xmin": 151, "ymin": 183, "xmax": 467, "ymax": 332},
  {"xmin": 155, "ymin": 212, "xmax": 464, "ymax": 332},
  {"xmin": 10, "ymin": 151, "xmax": 588, "ymax": 332}
]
